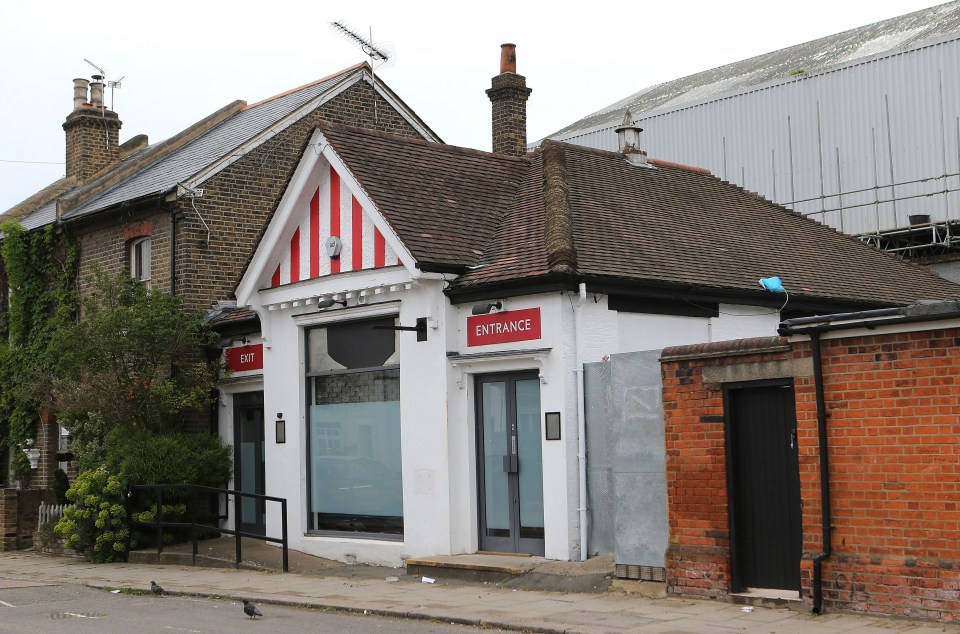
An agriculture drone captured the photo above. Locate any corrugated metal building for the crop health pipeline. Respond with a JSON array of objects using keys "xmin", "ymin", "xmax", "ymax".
[{"xmin": 545, "ymin": 2, "xmax": 960, "ymax": 272}]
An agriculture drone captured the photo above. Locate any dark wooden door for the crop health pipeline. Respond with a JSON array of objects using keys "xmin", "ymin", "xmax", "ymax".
[{"xmin": 726, "ymin": 383, "xmax": 801, "ymax": 591}]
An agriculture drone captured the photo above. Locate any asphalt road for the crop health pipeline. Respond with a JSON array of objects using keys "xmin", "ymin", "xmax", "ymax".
[{"xmin": 0, "ymin": 581, "xmax": 509, "ymax": 634}]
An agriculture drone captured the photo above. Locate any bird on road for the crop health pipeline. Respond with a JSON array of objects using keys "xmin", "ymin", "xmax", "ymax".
[
  {"xmin": 242, "ymin": 599, "xmax": 263, "ymax": 619},
  {"xmin": 150, "ymin": 581, "xmax": 165, "ymax": 596}
]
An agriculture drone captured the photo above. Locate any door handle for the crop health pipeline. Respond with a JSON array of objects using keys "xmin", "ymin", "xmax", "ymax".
[
  {"xmin": 502, "ymin": 454, "xmax": 518, "ymax": 473},
  {"xmin": 790, "ymin": 430, "xmax": 797, "ymax": 449}
]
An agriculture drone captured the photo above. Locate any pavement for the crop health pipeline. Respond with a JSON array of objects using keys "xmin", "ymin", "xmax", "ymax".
[{"xmin": 1, "ymin": 541, "xmax": 958, "ymax": 633}]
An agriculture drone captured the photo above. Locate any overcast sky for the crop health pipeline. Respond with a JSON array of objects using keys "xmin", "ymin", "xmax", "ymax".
[{"xmin": 0, "ymin": 1, "xmax": 949, "ymax": 212}]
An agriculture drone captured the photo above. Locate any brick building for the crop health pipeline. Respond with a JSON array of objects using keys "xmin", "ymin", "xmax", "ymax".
[
  {"xmin": 660, "ymin": 301, "xmax": 960, "ymax": 620},
  {"xmin": 223, "ymin": 46, "xmax": 960, "ymax": 569},
  {"xmin": 0, "ymin": 62, "xmax": 438, "ymax": 545}
]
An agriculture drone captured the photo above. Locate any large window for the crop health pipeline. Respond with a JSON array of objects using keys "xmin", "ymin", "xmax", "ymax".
[{"xmin": 306, "ymin": 317, "xmax": 402, "ymax": 536}]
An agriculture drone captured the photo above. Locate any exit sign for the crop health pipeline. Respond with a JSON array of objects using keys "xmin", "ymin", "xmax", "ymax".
[{"xmin": 225, "ymin": 344, "xmax": 263, "ymax": 372}]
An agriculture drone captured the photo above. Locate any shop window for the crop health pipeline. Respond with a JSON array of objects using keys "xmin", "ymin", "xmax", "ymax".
[
  {"xmin": 306, "ymin": 317, "xmax": 402, "ymax": 536},
  {"xmin": 130, "ymin": 237, "xmax": 152, "ymax": 286}
]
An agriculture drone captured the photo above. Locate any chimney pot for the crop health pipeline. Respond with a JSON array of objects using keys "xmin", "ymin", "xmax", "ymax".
[
  {"xmin": 72, "ymin": 78, "xmax": 89, "ymax": 111},
  {"xmin": 63, "ymin": 76, "xmax": 122, "ymax": 181},
  {"xmin": 615, "ymin": 110, "xmax": 648, "ymax": 166},
  {"xmin": 89, "ymin": 79, "xmax": 105, "ymax": 108},
  {"xmin": 499, "ymin": 43, "xmax": 517, "ymax": 74}
]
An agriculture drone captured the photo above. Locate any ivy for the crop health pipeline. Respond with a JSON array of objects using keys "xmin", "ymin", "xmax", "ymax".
[{"xmin": 0, "ymin": 221, "xmax": 79, "ymax": 480}]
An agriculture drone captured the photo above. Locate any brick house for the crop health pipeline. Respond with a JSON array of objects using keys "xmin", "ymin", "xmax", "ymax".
[
  {"xmin": 0, "ymin": 62, "xmax": 438, "ymax": 546},
  {"xmin": 224, "ymin": 46, "xmax": 960, "ymax": 568},
  {"xmin": 660, "ymin": 301, "xmax": 960, "ymax": 620}
]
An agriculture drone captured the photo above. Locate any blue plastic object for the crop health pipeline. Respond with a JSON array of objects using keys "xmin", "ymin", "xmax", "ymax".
[{"xmin": 759, "ymin": 276, "xmax": 786, "ymax": 293}]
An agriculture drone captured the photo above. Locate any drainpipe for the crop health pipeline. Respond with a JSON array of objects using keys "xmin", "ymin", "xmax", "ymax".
[
  {"xmin": 810, "ymin": 331, "xmax": 832, "ymax": 614},
  {"xmin": 170, "ymin": 210, "xmax": 177, "ymax": 295},
  {"xmin": 574, "ymin": 282, "xmax": 588, "ymax": 561}
]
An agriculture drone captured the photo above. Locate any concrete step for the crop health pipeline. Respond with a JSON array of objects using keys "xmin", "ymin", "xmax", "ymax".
[{"xmin": 405, "ymin": 553, "xmax": 540, "ymax": 584}]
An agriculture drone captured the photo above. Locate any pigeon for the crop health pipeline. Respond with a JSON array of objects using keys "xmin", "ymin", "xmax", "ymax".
[
  {"xmin": 150, "ymin": 581, "xmax": 165, "ymax": 596},
  {"xmin": 242, "ymin": 599, "xmax": 263, "ymax": 619}
]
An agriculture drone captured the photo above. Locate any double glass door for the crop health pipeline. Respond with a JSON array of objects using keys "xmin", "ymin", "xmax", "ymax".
[{"xmin": 476, "ymin": 373, "xmax": 544, "ymax": 555}]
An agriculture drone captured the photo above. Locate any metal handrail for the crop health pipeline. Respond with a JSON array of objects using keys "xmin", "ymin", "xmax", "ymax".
[{"xmin": 125, "ymin": 483, "xmax": 288, "ymax": 572}]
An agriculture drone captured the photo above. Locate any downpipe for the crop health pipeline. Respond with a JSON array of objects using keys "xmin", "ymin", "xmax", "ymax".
[
  {"xmin": 810, "ymin": 331, "xmax": 832, "ymax": 614},
  {"xmin": 574, "ymin": 283, "xmax": 589, "ymax": 561}
]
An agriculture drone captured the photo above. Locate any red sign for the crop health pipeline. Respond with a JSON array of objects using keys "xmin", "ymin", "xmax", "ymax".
[
  {"xmin": 225, "ymin": 344, "xmax": 263, "ymax": 372},
  {"xmin": 467, "ymin": 308, "xmax": 541, "ymax": 347}
]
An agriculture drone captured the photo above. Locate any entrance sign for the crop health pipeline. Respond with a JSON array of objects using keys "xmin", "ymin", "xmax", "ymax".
[
  {"xmin": 468, "ymin": 308, "xmax": 541, "ymax": 347},
  {"xmin": 226, "ymin": 344, "xmax": 264, "ymax": 372}
]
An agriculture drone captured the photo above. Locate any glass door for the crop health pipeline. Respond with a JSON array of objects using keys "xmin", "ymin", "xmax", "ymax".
[
  {"xmin": 476, "ymin": 373, "xmax": 544, "ymax": 555},
  {"xmin": 234, "ymin": 391, "xmax": 265, "ymax": 536}
]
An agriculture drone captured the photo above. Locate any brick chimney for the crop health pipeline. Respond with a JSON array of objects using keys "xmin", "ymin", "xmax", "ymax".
[
  {"xmin": 63, "ymin": 76, "xmax": 122, "ymax": 181},
  {"xmin": 486, "ymin": 44, "xmax": 532, "ymax": 157}
]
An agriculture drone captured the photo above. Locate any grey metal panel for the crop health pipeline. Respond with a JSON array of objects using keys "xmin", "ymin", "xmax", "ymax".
[
  {"xmin": 584, "ymin": 349, "xmax": 667, "ymax": 567},
  {"xmin": 549, "ymin": 2, "xmax": 960, "ymax": 140},
  {"xmin": 556, "ymin": 35, "xmax": 960, "ymax": 237},
  {"xmin": 63, "ymin": 73, "xmax": 352, "ymax": 220}
]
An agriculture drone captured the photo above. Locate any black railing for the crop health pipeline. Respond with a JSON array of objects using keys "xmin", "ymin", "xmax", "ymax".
[{"xmin": 125, "ymin": 484, "xmax": 288, "ymax": 572}]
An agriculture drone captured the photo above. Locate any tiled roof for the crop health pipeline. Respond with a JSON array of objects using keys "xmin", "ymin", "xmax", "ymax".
[
  {"xmin": 547, "ymin": 2, "xmax": 960, "ymax": 141},
  {"xmin": 60, "ymin": 65, "xmax": 371, "ymax": 221},
  {"xmin": 205, "ymin": 306, "xmax": 259, "ymax": 328},
  {"xmin": 324, "ymin": 126, "xmax": 960, "ymax": 308},
  {"xmin": 456, "ymin": 142, "xmax": 960, "ymax": 306},
  {"xmin": 321, "ymin": 124, "xmax": 529, "ymax": 269},
  {"xmin": 4, "ymin": 63, "xmax": 438, "ymax": 226}
]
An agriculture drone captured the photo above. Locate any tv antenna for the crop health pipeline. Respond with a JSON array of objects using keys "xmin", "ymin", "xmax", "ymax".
[
  {"xmin": 83, "ymin": 58, "xmax": 124, "ymax": 110},
  {"xmin": 330, "ymin": 21, "xmax": 393, "ymax": 124}
]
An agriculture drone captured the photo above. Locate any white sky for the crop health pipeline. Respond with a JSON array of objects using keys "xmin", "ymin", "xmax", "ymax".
[{"xmin": 0, "ymin": 0, "xmax": 949, "ymax": 212}]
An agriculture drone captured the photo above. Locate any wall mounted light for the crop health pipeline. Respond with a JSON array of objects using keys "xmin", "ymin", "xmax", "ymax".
[
  {"xmin": 471, "ymin": 301, "xmax": 502, "ymax": 315},
  {"xmin": 317, "ymin": 297, "xmax": 348, "ymax": 310},
  {"xmin": 217, "ymin": 336, "xmax": 249, "ymax": 349},
  {"xmin": 275, "ymin": 413, "xmax": 286, "ymax": 444},
  {"xmin": 545, "ymin": 412, "xmax": 561, "ymax": 440}
]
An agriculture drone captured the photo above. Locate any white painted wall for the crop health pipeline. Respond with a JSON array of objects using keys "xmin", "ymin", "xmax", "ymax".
[
  {"xmin": 710, "ymin": 303, "xmax": 783, "ymax": 342},
  {"xmin": 230, "ymin": 265, "xmax": 789, "ymax": 567},
  {"xmin": 447, "ymin": 292, "xmax": 574, "ymax": 561},
  {"xmin": 612, "ymin": 300, "xmax": 781, "ymax": 353}
]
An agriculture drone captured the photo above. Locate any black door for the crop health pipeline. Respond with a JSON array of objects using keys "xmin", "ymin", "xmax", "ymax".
[
  {"xmin": 726, "ymin": 382, "xmax": 801, "ymax": 592},
  {"xmin": 234, "ymin": 391, "xmax": 265, "ymax": 536},
  {"xmin": 476, "ymin": 373, "xmax": 544, "ymax": 555}
]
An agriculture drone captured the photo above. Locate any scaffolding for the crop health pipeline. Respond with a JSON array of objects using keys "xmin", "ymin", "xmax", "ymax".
[{"xmin": 859, "ymin": 219, "xmax": 960, "ymax": 257}]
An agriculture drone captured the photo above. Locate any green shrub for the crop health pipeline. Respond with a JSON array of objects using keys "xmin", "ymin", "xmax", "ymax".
[
  {"xmin": 104, "ymin": 429, "xmax": 232, "ymax": 487},
  {"xmin": 54, "ymin": 468, "xmax": 128, "ymax": 563},
  {"xmin": 106, "ymin": 429, "xmax": 232, "ymax": 550}
]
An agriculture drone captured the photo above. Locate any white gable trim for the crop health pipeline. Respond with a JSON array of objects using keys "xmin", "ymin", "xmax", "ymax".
[{"xmin": 236, "ymin": 129, "xmax": 419, "ymax": 307}]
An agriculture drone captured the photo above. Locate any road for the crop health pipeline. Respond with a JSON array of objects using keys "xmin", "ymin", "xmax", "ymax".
[{"xmin": 0, "ymin": 580, "xmax": 509, "ymax": 634}]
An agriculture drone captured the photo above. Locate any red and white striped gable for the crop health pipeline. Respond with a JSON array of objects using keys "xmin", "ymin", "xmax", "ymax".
[{"xmin": 269, "ymin": 164, "xmax": 401, "ymax": 287}]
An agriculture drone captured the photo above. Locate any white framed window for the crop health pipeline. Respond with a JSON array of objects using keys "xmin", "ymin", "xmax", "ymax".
[{"xmin": 130, "ymin": 237, "xmax": 152, "ymax": 286}]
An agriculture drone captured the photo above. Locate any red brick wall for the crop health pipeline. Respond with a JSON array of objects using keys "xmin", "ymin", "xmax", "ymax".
[
  {"xmin": 661, "ymin": 329, "xmax": 960, "ymax": 621},
  {"xmin": 662, "ymin": 339, "xmax": 798, "ymax": 600}
]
